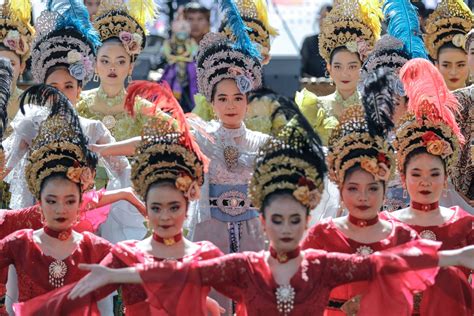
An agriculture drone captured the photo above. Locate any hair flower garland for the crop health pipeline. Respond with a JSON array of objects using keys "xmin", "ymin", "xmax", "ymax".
[
  {"xmin": 228, "ymin": 66, "xmax": 254, "ymax": 94},
  {"xmin": 3, "ymin": 30, "xmax": 29, "ymax": 55},
  {"xmin": 119, "ymin": 31, "xmax": 143, "ymax": 55},
  {"xmin": 360, "ymin": 154, "xmax": 391, "ymax": 182},
  {"xmin": 422, "ymin": 131, "xmax": 453, "ymax": 158},
  {"xmin": 66, "ymin": 161, "xmax": 94, "ymax": 190},
  {"xmin": 67, "ymin": 50, "xmax": 93, "ymax": 81},
  {"xmin": 292, "ymin": 177, "xmax": 321, "ymax": 209}
]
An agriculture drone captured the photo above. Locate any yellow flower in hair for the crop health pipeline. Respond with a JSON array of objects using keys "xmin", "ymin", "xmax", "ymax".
[
  {"xmin": 67, "ymin": 166, "xmax": 83, "ymax": 183},
  {"xmin": 175, "ymin": 174, "xmax": 193, "ymax": 192},
  {"xmin": 426, "ymin": 139, "xmax": 445, "ymax": 156},
  {"xmin": 293, "ymin": 186, "xmax": 310, "ymax": 207},
  {"xmin": 360, "ymin": 157, "xmax": 379, "ymax": 175}
]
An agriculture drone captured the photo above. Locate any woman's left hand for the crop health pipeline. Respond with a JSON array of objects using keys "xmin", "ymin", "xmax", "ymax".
[{"xmin": 205, "ymin": 296, "xmax": 225, "ymax": 316}]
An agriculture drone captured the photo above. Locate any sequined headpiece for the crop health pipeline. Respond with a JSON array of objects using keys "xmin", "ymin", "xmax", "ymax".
[
  {"xmin": 22, "ymin": 85, "xmax": 96, "ymax": 199},
  {"xmin": 329, "ymin": 68, "xmax": 396, "ymax": 187},
  {"xmin": 0, "ymin": 0, "xmax": 35, "ymax": 62},
  {"xmin": 395, "ymin": 58, "xmax": 464, "ymax": 174},
  {"xmin": 249, "ymin": 102, "xmax": 327, "ymax": 210},
  {"xmin": 130, "ymin": 81, "xmax": 208, "ymax": 200},
  {"xmin": 31, "ymin": 0, "xmax": 101, "ymax": 84},
  {"xmin": 319, "ymin": 0, "xmax": 382, "ymax": 63},
  {"xmin": 220, "ymin": 0, "xmax": 278, "ymax": 60},
  {"xmin": 0, "ymin": 58, "xmax": 13, "ymax": 173},
  {"xmin": 424, "ymin": 0, "xmax": 474, "ymax": 59},
  {"xmin": 465, "ymin": 28, "xmax": 474, "ymax": 52},
  {"xmin": 197, "ymin": 32, "xmax": 262, "ymax": 102},
  {"xmin": 94, "ymin": 0, "xmax": 158, "ymax": 56}
]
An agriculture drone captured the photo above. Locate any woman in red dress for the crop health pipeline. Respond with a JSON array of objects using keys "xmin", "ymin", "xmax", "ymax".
[
  {"xmin": 0, "ymin": 86, "xmax": 115, "ymax": 315},
  {"xmin": 381, "ymin": 58, "xmax": 473, "ymax": 315},
  {"xmin": 68, "ymin": 100, "xmax": 474, "ymax": 316},
  {"xmin": 95, "ymin": 90, "xmax": 223, "ymax": 315},
  {"xmin": 301, "ymin": 69, "xmax": 419, "ymax": 315}
]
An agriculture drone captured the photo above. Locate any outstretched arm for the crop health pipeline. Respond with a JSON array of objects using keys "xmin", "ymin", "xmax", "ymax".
[
  {"xmin": 89, "ymin": 137, "xmax": 141, "ymax": 157},
  {"xmin": 95, "ymin": 188, "xmax": 146, "ymax": 216}
]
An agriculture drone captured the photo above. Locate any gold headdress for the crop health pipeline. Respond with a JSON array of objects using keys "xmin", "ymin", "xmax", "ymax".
[
  {"xmin": 328, "ymin": 67, "xmax": 397, "ymax": 187},
  {"xmin": 130, "ymin": 82, "xmax": 208, "ymax": 200},
  {"xmin": 23, "ymin": 85, "xmax": 96, "ymax": 199},
  {"xmin": 319, "ymin": 0, "xmax": 382, "ymax": 63},
  {"xmin": 220, "ymin": 0, "xmax": 278, "ymax": 59},
  {"xmin": 249, "ymin": 103, "xmax": 327, "ymax": 210},
  {"xmin": 94, "ymin": 0, "xmax": 158, "ymax": 56},
  {"xmin": 395, "ymin": 58, "xmax": 464, "ymax": 174},
  {"xmin": 0, "ymin": 0, "xmax": 35, "ymax": 62},
  {"xmin": 424, "ymin": 0, "xmax": 474, "ymax": 59}
]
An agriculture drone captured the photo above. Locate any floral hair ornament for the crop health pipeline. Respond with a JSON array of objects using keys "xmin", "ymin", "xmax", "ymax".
[
  {"xmin": 228, "ymin": 66, "xmax": 254, "ymax": 94},
  {"xmin": 67, "ymin": 50, "xmax": 94, "ymax": 81},
  {"xmin": 3, "ymin": 30, "xmax": 29, "ymax": 55},
  {"xmin": 360, "ymin": 154, "xmax": 391, "ymax": 182},
  {"xmin": 293, "ymin": 177, "xmax": 322, "ymax": 209},
  {"xmin": 395, "ymin": 58, "xmax": 464, "ymax": 174},
  {"xmin": 119, "ymin": 31, "xmax": 143, "ymax": 56},
  {"xmin": 66, "ymin": 161, "xmax": 95, "ymax": 191}
]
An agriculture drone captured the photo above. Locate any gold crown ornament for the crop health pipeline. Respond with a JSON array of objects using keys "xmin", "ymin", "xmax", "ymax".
[
  {"xmin": 0, "ymin": 0, "xmax": 35, "ymax": 62},
  {"xmin": 424, "ymin": 0, "xmax": 474, "ymax": 59},
  {"xmin": 319, "ymin": 0, "xmax": 382, "ymax": 64}
]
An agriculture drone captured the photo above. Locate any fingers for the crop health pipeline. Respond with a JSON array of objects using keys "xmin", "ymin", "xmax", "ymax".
[
  {"xmin": 78, "ymin": 263, "xmax": 95, "ymax": 271},
  {"xmin": 219, "ymin": 306, "xmax": 226, "ymax": 314}
]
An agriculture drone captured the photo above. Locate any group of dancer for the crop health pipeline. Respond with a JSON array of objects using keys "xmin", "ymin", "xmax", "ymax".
[{"xmin": 0, "ymin": 0, "xmax": 472, "ymax": 315}]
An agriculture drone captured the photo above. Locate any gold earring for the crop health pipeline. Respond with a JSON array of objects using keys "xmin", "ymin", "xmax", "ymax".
[{"xmin": 38, "ymin": 207, "xmax": 46, "ymax": 225}]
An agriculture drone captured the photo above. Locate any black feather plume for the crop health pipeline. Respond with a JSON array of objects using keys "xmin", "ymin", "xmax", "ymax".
[
  {"xmin": 360, "ymin": 67, "xmax": 398, "ymax": 137},
  {"xmin": 0, "ymin": 58, "xmax": 13, "ymax": 140}
]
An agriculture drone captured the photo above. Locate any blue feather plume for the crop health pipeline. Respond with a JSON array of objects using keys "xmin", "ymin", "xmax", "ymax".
[
  {"xmin": 46, "ymin": 0, "xmax": 101, "ymax": 51},
  {"xmin": 383, "ymin": 0, "xmax": 428, "ymax": 60},
  {"xmin": 219, "ymin": 0, "xmax": 262, "ymax": 60}
]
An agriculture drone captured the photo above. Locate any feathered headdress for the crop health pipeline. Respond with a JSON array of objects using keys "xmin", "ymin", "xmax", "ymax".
[
  {"xmin": 249, "ymin": 100, "xmax": 327, "ymax": 210},
  {"xmin": 94, "ymin": 0, "xmax": 159, "ymax": 56},
  {"xmin": 319, "ymin": 0, "xmax": 382, "ymax": 63},
  {"xmin": 31, "ymin": 0, "xmax": 100, "ymax": 84},
  {"xmin": 131, "ymin": 82, "xmax": 208, "ymax": 200},
  {"xmin": 329, "ymin": 68, "xmax": 396, "ymax": 187},
  {"xmin": 424, "ymin": 0, "xmax": 474, "ymax": 59},
  {"xmin": 0, "ymin": 58, "xmax": 13, "ymax": 172},
  {"xmin": 395, "ymin": 58, "xmax": 464, "ymax": 174},
  {"xmin": 219, "ymin": 0, "xmax": 278, "ymax": 64},
  {"xmin": 0, "ymin": 0, "xmax": 35, "ymax": 61},
  {"xmin": 22, "ymin": 84, "xmax": 96, "ymax": 199}
]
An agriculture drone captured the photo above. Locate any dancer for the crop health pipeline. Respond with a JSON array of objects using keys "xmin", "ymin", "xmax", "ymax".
[
  {"xmin": 381, "ymin": 58, "xmax": 473, "ymax": 315},
  {"xmin": 424, "ymin": 0, "xmax": 474, "ymax": 91}
]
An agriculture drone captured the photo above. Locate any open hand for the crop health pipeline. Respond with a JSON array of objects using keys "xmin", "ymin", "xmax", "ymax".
[
  {"xmin": 68, "ymin": 264, "xmax": 112, "ymax": 300},
  {"xmin": 206, "ymin": 296, "xmax": 225, "ymax": 316}
]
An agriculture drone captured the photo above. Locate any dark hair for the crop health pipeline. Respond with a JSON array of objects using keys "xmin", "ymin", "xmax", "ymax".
[
  {"xmin": 321, "ymin": 5, "xmax": 332, "ymax": 14},
  {"xmin": 44, "ymin": 65, "xmax": 83, "ymax": 87},
  {"xmin": 144, "ymin": 179, "xmax": 189, "ymax": 208},
  {"xmin": 39, "ymin": 172, "xmax": 82, "ymax": 200},
  {"xmin": 261, "ymin": 189, "xmax": 311, "ymax": 218},
  {"xmin": 437, "ymin": 42, "xmax": 466, "ymax": 59},
  {"xmin": 343, "ymin": 164, "xmax": 387, "ymax": 192},
  {"xmin": 99, "ymin": 37, "xmax": 135, "ymax": 62},
  {"xmin": 210, "ymin": 78, "xmax": 249, "ymax": 103},
  {"xmin": 402, "ymin": 146, "xmax": 447, "ymax": 175},
  {"xmin": 184, "ymin": 2, "xmax": 211, "ymax": 20},
  {"xmin": 329, "ymin": 46, "xmax": 361, "ymax": 65}
]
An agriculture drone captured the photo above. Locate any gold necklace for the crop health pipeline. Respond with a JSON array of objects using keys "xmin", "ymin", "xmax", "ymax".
[{"xmin": 96, "ymin": 86, "xmax": 126, "ymax": 108}]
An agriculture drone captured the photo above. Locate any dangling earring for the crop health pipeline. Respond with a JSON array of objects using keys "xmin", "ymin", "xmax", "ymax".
[
  {"xmin": 443, "ymin": 185, "xmax": 448, "ymax": 198},
  {"xmin": 337, "ymin": 201, "xmax": 345, "ymax": 217},
  {"xmin": 75, "ymin": 214, "xmax": 81, "ymax": 225},
  {"xmin": 127, "ymin": 75, "xmax": 132, "ymax": 84},
  {"xmin": 402, "ymin": 188, "xmax": 408, "ymax": 199},
  {"xmin": 469, "ymin": 73, "xmax": 474, "ymax": 83},
  {"xmin": 325, "ymin": 70, "xmax": 334, "ymax": 86},
  {"xmin": 93, "ymin": 73, "xmax": 99, "ymax": 82},
  {"xmin": 19, "ymin": 72, "xmax": 24, "ymax": 82},
  {"xmin": 39, "ymin": 207, "xmax": 46, "ymax": 225}
]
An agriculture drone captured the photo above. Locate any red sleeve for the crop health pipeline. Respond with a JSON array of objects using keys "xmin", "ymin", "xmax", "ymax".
[
  {"xmin": 0, "ymin": 231, "xmax": 16, "ymax": 269},
  {"xmin": 359, "ymin": 239, "xmax": 441, "ymax": 316},
  {"xmin": 196, "ymin": 241, "xmax": 224, "ymax": 259},
  {"xmin": 138, "ymin": 253, "xmax": 249, "ymax": 315},
  {"xmin": 0, "ymin": 206, "xmax": 42, "ymax": 239}
]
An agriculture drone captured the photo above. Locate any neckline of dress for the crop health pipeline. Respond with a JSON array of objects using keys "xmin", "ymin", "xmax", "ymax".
[{"xmin": 217, "ymin": 123, "xmax": 246, "ymax": 141}]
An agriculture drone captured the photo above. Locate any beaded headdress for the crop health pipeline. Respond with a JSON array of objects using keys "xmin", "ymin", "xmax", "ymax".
[
  {"xmin": 0, "ymin": 58, "xmax": 13, "ymax": 172},
  {"xmin": 329, "ymin": 68, "xmax": 396, "ymax": 187},
  {"xmin": 424, "ymin": 0, "xmax": 474, "ymax": 59},
  {"xmin": 130, "ymin": 81, "xmax": 208, "ymax": 200},
  {"xmin": 360, "ymin": 0, "xmax": 428, "ymax": 84},
  {"xmin": 319, "ymin": 0, "xmax": 382, "ymax": 63},
  {"xmin": 197, "ymin": 0, "xmax": 262, "ymax": 102},
  {"xmin": 219, "ymin": 0, "xmax": 278, "ymax": 63},
  {"xmin": 249, "ymin": 102, "xmax": 327, "ymax": 210},
  {"xmin": 395, "ymin": 58, "xmax": 464, "ymax": 174},
  {"xmin": 466, "ymin": 28, "xmax": 474, "ymax": 51},
  {"xmin": 31, "ymin": 0, "xmax": 101, "ymax": 84},
  {"xmin": 94, "ymin": 0, "xmax": 158, "ymax": 56},
  {"xmin": 0, "ymin": 0, "xmax": 35, "ymax": 62},
  {"xmin": 22, "ymin": 85, "xmax": 96, "ymax": 199}
]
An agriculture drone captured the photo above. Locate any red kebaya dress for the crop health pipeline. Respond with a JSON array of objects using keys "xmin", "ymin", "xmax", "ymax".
[
  {"xmin": 381, "ymin": 206, "xmax": 473, "ymax": 316},
  {"xmin": 137, "ymin": 239, "xmax": 441, "ymax": 316},
  {"xmin": 0, "ymin": 189, "xmax": 111, "ymax": 314},
  {"xmin": 301, "ymin": 218, "xmax": 418, "ymax": 315},
  {"xmin": 100, "ymin": 240, "xmax": 224, "ymax": 315},
  {"xmin": 0, "ymin": 229, "xmax": 111, "ymax": 315}
]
